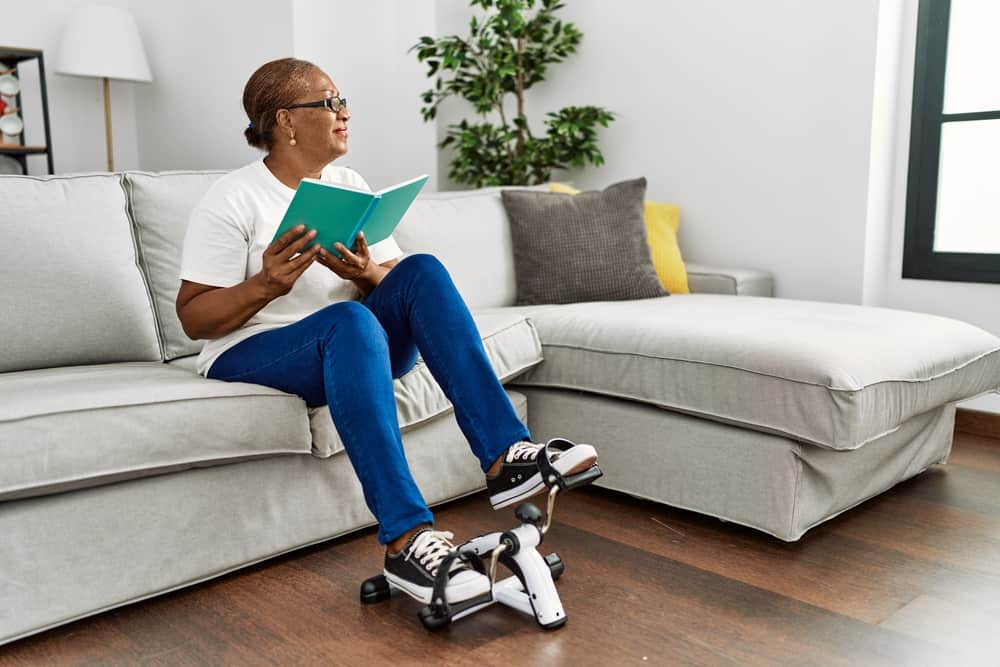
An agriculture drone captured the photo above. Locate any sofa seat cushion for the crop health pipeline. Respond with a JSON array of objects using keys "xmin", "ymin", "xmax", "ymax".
[
  {"xmin": 0, "ymin": 363, "xmax": 311, "ymax": 501},
  {"xmin": 308, "ymin": 311, "xmax": 543, "ymax": 457},
  {"xmin": 512, "ymin": 295, "xmax": 1000, "ymax": 450}
]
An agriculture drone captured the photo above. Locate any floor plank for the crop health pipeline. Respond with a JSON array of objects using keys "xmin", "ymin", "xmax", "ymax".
[
  {"xmin": 553, "ymin": 485, "xmax": 1000, "ymax": 625},
  {"xmin": 3, "ymin": 431, "xmax": 1000, "ymax": 666},
  {"xmin": 948, "ymin": 432, "xmax": 1000, "ymax": 472},
  {"xmin": 878, "ymin": 594, "xmax": 1000, "ymax": 662},
  {"xmin": 955, "ymin": 408, "xmax": 1000, "ymax": 440}
]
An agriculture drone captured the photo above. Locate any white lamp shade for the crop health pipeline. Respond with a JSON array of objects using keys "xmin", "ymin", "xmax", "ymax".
[{"xmin": 55, "ymin": 4, "xmax": 152, "ymax": 82}]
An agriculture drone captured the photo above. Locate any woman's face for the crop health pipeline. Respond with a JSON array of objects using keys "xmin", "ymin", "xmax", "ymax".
[{"xmin": 285, "ymin": 68, "xmax": 350, "ymax": 161}]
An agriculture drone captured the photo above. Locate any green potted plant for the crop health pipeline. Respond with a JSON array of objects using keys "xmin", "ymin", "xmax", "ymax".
[{"xmin": 412, "ymin": 0, "xmax": 615, "ymax": 188}]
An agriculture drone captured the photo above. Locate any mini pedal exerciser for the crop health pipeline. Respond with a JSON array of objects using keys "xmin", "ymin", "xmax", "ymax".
[{"xmin": 360, "ymin": 442, "xmax": 603, "ymax": 631}]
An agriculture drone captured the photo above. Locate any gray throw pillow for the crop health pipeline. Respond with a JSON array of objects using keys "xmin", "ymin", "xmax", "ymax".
[{"xmin": 501, "ymin": 177, "xmax": 668, "ymax": 305}]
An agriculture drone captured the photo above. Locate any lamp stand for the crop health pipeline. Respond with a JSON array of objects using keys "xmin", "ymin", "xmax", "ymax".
[{"xmin": 102, "ymin": 76, "xmax": 114, "ymax": 172}]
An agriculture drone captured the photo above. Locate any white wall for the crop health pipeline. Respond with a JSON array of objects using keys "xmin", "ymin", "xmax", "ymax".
[
  {"xmin": 292, "ymin": 0, "xmax": 438, "ymax": 190},
  {"xmin": 0, "ymin": 0, "xmax": 141, "ymax": 174},
  {"xmin": 130, "ymin": 0, "xmax": 294, "ymax": 171},
  {"xmin": 131, "ymin": 0, "xmax": 437, "ymax": 182},
  {"xmin": 862, "ymin": 0, "xmax": 905, "ymax": 309},
  {"xmin": 1, "ymin": 1, "xmax": 437, "ymax": 178},
  {"xmin": 435, "ymin": 0, "xmax": 882, "ymax": 305}
]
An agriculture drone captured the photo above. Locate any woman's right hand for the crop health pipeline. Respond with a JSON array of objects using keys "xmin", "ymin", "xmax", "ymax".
[
  {"xmin": 177, "ymin": 226, "xmax": 320, "ymax": 341},
  {"xmin": 253, "ymin": 225, "xmax": 321, "ymax": 300}
]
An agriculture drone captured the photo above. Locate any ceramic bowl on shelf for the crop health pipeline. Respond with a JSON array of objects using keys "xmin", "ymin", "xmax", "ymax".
[
  {"xmin": 0, "ymin": 111, "xmax": 24, "ymax": 136},
  {"xmin": 0, "ymin": 70, "xmax": 20, "ymax": 96},
  {"xmin": 0, "ymin": 154, "xmax": 24, "ymax": 174}
]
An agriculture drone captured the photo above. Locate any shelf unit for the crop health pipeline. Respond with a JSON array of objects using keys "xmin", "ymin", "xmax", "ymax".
[{"xmin": 0, "ymin": 46, "xmax": 54, "ymax": 174}]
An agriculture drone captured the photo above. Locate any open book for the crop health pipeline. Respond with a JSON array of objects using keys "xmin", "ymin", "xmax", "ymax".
[{"xmin": 272, "ymin": 174, "xmax": 429, "ymax": 256}]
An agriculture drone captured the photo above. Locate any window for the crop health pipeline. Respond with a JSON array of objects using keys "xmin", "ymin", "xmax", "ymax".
[{"xmin": 903, "ymin": 0, "xmax": 1000, "ymax": 283}]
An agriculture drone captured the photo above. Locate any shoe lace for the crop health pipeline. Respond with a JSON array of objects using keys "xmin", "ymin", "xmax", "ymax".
[
  {"xmin": 505, "ymin": 440, "xmax": 543, "ymax": 463},
  {"xmin": 407, "ymin": 529, "xmax": 461, "ymax": 576}
]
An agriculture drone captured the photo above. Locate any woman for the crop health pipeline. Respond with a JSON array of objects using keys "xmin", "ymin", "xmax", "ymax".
[{"xmin": 176, "ymin": 58, "xmax": 598, "ymax": 605}]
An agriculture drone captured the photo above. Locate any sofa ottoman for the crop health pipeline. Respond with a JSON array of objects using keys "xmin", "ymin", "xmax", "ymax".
[
  {"xmin": 511, "ymin": 295, "xmax": 1000, "ymax": 450},
  {"xmin": 497, "ymin": 296, "xmax": 1000, "ymax": 539}
]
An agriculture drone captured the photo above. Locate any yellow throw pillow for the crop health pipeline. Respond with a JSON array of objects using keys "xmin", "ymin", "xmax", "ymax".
[
  {"xmin": 548, "ymin": 182, "xmax": 583, "ymax": 195},
  {"xmin": 549, "ymin": 182, "xmax": 689, "ymax": 294},
  {"xmin": 643, "ymin": 200, "xmax": 689, "ymax": 295}
]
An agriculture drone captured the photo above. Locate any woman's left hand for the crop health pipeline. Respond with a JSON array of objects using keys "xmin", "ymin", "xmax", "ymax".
[
  {"xmin": 317, "ymin": 231, "xmax": 390, "ymax": 296},
  {"xmin": 317, "ymin": 231, "xmax": 373, "ymax": 281}
]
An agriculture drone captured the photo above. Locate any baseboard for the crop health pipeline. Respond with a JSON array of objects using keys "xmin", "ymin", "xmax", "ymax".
[{"xmin": 955, "ymin": 408, "xmax": 1000, "ymax": 440}]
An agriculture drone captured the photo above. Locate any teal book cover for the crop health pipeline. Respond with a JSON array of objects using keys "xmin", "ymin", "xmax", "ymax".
[{"xmin": 273, "ymin": 174, "xmax": 429, "ymax": 256}]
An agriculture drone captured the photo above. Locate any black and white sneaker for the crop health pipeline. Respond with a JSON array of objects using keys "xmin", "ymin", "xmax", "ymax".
[
  {"xmin": 383, "ymin": 528, "xmax": 490, "ymax": 604},
  {"xmin": 487, "ymin": 438, "xmax": 599, "ymax": 510}
]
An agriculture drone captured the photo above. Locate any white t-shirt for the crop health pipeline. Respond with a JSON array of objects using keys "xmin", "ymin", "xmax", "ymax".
[{"xmin": 180, "ymin": 158, "xmax": 403, "ymax": 376}]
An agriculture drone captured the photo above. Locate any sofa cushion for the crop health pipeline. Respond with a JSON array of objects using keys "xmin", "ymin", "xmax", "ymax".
[
  {"xmin": 125, "ymin": 171, "xmax": 228, "ymax": 361},
  {"xmin": 308, "ymin": 310, "xmax": 543, "ymax": 457},
  {"xmin": 0, "ymin": 362, "xmax": 311, "ymax": 501},
  {"xmin": 550, "ymin": 182, "xmax": 690, "ymax": 295},
  {"xmin": 393, "ymin": 186, "xmax": 546, "ymax": 309},
  {"xmin": 393, "ymin": 188, "xmax": 516, "ymax": 308},
  {"xmin": 0, "ymin": 174, "xmax": 162, "ymax": 372},
  {"xmin": 512, "ymin": 295, "xmax": 1000, "ymax": 450},
  {"xmin": 501, "ymin": 178, "xmax": 668, "ymax": 305}
]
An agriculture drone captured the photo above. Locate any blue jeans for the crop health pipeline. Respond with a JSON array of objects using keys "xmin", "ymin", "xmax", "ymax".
[{"xmin": 208, "ymin": 254, "xmax": 531, "ymax": 544}]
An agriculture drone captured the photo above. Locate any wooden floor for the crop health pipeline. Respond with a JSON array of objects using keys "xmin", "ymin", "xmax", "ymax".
[{"xmin": 4, "ymin": 430, "xmax": 1000, "ymax": 666}]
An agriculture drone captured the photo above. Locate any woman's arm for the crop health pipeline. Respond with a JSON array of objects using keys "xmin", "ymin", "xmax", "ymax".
[
  {"xmin": 176, "ymin": 225, "xmax": 320, "ymax": 340},
  {"xmin": 176, "ymin": 278, "xmax": 272, "ymax": 340}
]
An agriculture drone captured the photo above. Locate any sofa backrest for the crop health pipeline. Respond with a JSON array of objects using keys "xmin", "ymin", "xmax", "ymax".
[
  {"xmin": 0, "ymin": 174, "xmax": 162, "ymax": 372},
  {"xmin": 124, "ymin": 171, "xmax": 525, "ymax": 360},
  {"xmin": 124, "ymin": 173, "xmax": 525, "ymax": 356},
  {"xmin": 394, "ymin": 187, "xmax": 522, "ymax": 309},
  {"xmin": 124, "ymin": 171, "xmax": 226, "ymax": 360},
  {"xmin": 0, "ymin": 170, "xmax": 524, "ymax": 373}
]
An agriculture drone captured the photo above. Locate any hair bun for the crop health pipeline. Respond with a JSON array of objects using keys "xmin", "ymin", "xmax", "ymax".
[{"xmin": 244, "ymin": 125, "xmax": 262, "ymax": 148}]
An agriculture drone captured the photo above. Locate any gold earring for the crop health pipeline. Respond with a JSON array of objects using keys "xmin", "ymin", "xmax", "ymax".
[{"xmin": 289, "ymin": 134, "xmax": 297, "ymax": 147}]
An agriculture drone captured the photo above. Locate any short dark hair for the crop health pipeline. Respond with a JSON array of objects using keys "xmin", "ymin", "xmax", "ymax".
[{"xmin": 242, "ymin": 58, "xmax": 317, "ymax": 151}]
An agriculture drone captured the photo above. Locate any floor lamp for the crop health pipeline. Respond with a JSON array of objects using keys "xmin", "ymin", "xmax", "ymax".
[{"xmin": 55, "ymin": 4, "xmax": 152, "ymax": 172}]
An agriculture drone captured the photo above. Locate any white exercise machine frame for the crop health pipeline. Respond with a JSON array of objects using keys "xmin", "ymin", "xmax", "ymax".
[{"xmin": 360, "ymin": 450, "xmax": 602, "ymax": 631}]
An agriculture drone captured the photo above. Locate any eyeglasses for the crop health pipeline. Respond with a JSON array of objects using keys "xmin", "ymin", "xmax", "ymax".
[{"xmin": 285, "ymin": 96, "xmax": 348, "ymax": 113}]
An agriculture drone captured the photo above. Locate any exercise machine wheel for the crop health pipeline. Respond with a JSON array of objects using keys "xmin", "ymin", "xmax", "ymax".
[
  {"xmin": 360, "ymin": 574, "xmax": 391, "ymax": 604},
  {"xmin": 418, "ymin": 605, "xmax": 451, "ymax": 631},
  {"xmin": 545, "ymin": 552, "xmax": 564, "ymax": 581}
]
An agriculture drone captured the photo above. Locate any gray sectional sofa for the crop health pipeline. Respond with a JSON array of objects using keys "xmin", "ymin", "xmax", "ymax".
[{"xmin": 2, "ymin": 171, "xmax": 999, "ymax": 645}]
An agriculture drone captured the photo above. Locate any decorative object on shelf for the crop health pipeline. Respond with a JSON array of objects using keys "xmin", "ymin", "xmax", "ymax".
[
  {"xmin": 0, "ymin": 76, "xmax": 23, "ymax": 139},
  {"xmin": 55, "ymin": 4, "xmax": 153, "ymax": 172},
  {"xmin": 0, "ymin": 46, "xmax": 54, "ymax": 175},
  {"xmin": 412, "ymin": 0, "xmax": 615, "ymax": 188},
  {"xmin": 0, "ymin": 106, "xmax": 23, "ymax": 136},
  {"xmin": 0, "ymin": 67, "xmax": 20, "ymax": 95},
  {"xmin": 0, "ymin": 155, "xmax": 21, "ymax": 174}
]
